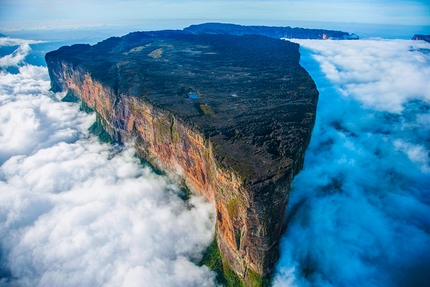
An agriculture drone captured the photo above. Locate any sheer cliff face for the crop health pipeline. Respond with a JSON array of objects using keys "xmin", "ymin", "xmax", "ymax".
[{"xmin": 46, "ymin": 31, "xmax": 318, "ymax": 285}]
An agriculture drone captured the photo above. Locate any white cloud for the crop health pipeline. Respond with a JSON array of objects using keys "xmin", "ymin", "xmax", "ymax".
[
  {"xmin": 394, "ymin": 140, "xmax": 429, "ymax": 173},
  {"xmin": 274, "ymin": 39, "xmax": 430, "ymax": 287},
  {"xmin": 3, "ymin": 32, "xmax": 430, "ymax": 287},
  {"xmin": 1, "ymin": 144, "xmax": 216, "ymax": 287},
  {"xmin": 0, "ymin": 38, "xmax": 44, "ymax": 67},
  {"xmin": 0, "ymin": 64, "xmax": 92, "ymax": 165},
  {"xmin": 294, "ymin": 39, "xmax": 430, "ymax": 113},
  {"xmin": 0, "ymin": 41, "xmax": 216, "ymax": 287}
]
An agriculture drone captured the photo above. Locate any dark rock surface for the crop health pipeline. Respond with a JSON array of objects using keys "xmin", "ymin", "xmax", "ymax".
[
  {"xmin": 46, "ymin": 29, "xmax": 318, "ymax": 286},
  {"xmin": 185, "ymin": 22, "xmax": 359, "ymax": 40},
  {"xmin": 47, "ymin": 31, "xmax": 317, "ymax": 183},
  {"xmin": 412, "ymin": 34, "xmax": 430, "ymax": 43}
]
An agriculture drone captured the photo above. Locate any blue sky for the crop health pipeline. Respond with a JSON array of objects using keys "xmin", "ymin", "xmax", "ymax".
[{"xmin": 1, "ymin": 0, "xmax": 429, "ymax": 31}]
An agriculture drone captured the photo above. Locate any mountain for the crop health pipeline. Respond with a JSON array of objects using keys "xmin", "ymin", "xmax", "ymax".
[
  {"xmin": 45, "ymin": 30, "xmax": 318, "ymax": 286},
  {"xmin": 0, "ymin": 33, "xmax": 7, "ymax": 38},
  {"xmin": 184, "ymin": 22, "xmax": 359, "ymax": 40},
  {"xmin": 412, "ymin": 34, "xmax": 430, "ymax": 43}
]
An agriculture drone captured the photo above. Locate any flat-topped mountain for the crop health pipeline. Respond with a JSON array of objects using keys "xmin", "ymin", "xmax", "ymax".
[
  {"xmin": 46, "ymin": 29, "xmax": 318, "ymax": 286},
  {"xmin": 412, "ymin": 34, "xmax": 430, "ymax": 43},
  {"xmin": 185, "ymin": 22, "xmax": 359, "ymax": 40}
]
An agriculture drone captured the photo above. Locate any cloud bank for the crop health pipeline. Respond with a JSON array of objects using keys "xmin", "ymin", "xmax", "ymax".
[
  {"xmin": 0, "ymin": 39, "xmax": 216, "ymax": 287},
  {"xmin": 2, "ymin": 36, "xmax": 430, "ymax": 287},
  {"xmin": 273, "ymin": 40, "xmax": 430, "ymax": 287}
]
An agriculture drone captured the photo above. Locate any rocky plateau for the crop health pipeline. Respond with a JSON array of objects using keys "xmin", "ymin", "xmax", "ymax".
[{"xmin": 45, "ymin": 25, "xmax": 321, "ymax": 286}]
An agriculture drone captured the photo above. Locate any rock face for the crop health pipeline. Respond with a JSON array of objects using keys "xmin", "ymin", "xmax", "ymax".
[
  {"xmin": 185, "ymin": 22, "xmax": 359, "ymax": 40},
  {"xmin": 45, "ymin": 30, "xmax": 318, "ymax": 285},
  {"xmin": 412, "ymin": 34, "xmax": 430, "ymax": 43}
]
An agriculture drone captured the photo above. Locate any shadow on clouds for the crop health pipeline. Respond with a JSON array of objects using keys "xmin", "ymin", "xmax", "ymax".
[{"xmin": 274, "ymin": 40, "xmax": 430, "ymax": 287}]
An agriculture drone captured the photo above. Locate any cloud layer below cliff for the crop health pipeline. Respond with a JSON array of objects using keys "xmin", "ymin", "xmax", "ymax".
[
  {"xmin": 273, "ymin": 39, "xmax": 430, "ymax": 287},
  {"xmin": 2, "ymin": 36, "xmax": 430, "ymax": 287},
  {"xmin": 0, "ymin": 40, "xmax": 216, "ymax": 287}
]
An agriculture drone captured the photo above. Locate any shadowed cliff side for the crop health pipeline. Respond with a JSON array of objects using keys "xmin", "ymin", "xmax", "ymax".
[{"xmin": 45, "ymin": 30, "xmax": 318, "ymax": 286}]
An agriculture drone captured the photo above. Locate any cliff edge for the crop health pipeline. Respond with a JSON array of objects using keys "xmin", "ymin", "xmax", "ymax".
[{"xmin": 45, "ymin": 30, "xmax": 318, "ymax": 286}]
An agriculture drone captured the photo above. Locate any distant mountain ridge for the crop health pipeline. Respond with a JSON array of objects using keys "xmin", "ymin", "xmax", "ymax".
[
  {"xmin": 412, "ymin": 34, "xmax": 430, "ymax": 43},
  {"xmin": 184, "ymin": 22, "xmax": 359, "ymax": 40},
  {"xmin": 0, "ymin": 33, "xmax": 7, "ymax": 38}
]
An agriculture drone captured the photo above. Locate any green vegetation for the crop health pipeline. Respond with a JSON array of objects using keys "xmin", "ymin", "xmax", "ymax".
[
  {"xmin": 60, "ymin": 89, "xmax": 94, "ymax": 114},
  {"xmin": 171, "ymin": 123, "xmax": 181, "ymax": 145},
  {"xmin": 227, "ymin": 198, "xmax": 239, "ymax": 219},
  {"xmin": 200, "ymin": 237, "xmax": 271, "ymax": 287},
  {"xmin": 155, "ymin": 118, "xmax": 170, "ymax": 142},
  {"xmin": 61, "ymin": 89, "xmax": 80, "ymax": 103},
  {"xmin": 247, "ymin": 269, "xmax": 270, "ymax": 287},
  {"xmin": 178, "ymin": 185, "xmax": 191, "ymax": 201},
  {"xmin": 199, "ymin": 239, "xmax": 245, "ymax": 287},
  {"xmin": 137, "ymin": 157, "xmax": 166, "ymax": 176},
  {"xmin": 148, "ymin": 48, "xmax": 163, "ymax": 58},
  {"xmin": 80, "ymin": 101, "xmax": 94, "ymax": 113},
  {"xmin": 89, "ymin": 117, "xmax": 113, "ymax": 143},
  {"xmin": 199, "ymin": 104, "xmax": 214, "ymax": 115}
]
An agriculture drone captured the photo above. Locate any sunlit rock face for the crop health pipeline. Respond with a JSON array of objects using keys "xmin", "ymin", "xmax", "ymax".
[{"xmin": 45, "ymin": 30, "xmax": 318, "ymax": 285}]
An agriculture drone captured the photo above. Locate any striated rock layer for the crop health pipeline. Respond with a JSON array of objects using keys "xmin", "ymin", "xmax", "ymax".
[{"xmin": 45, "ymin": 30, "xmax": 318, "ymax": 285}]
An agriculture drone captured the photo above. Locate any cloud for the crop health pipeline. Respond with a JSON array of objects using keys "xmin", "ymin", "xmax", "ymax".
[
  {"xmin": 273, "ymin": 40, "xmax": 430, "ymax": 287},
  {"xmin": 0, "ymin": 64, "xmax": 92, "ymax": 165},
  {"xmin": 0, "ymin": 42, "xmax": 216, "ymax": 286},
  {"xmin": 0, "ymin": 38, "xmax": 43, "ymax": 67},
  {"xmin": 3, "ymin": 34, "xmax": 430, "ymax": 287},
  {"xmin": 297, "ymin": 39, "xmax": 430, "ymax": 113}
]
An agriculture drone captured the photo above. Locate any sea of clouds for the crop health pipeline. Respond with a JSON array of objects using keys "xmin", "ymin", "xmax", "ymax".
[
  {"xmin": 0, "ymin": 38, "xmax": 217, "ymax": 287},
  {"xmin": 1, "ymin": 35, "xmax": 430, "ymax": 287},
  {"xmin": 273, "ymin": 39, "xmax": 430, "ymax": 287}
]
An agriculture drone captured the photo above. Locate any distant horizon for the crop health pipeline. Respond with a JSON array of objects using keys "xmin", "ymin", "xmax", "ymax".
[
  {"xmin": 2, "ymin": 19, "xmax": 430, "ymax": 42},
  {"xmin": 1, "ymin": 0, "xmax": 429, "ymax": 40},
  {"xmin": 1, "ymin": 19, "xmax": 429, "ymax": 287}
]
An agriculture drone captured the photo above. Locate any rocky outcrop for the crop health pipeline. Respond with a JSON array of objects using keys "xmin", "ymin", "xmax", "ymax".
[
  {"xmin": 412, "ymin": 34, "xmax": 430, "ymax": 43},
  {"xmin": 45, "ymin": 30, "xmax": 318, "ymax": 286},
  {"xmin": 185, "ymin": 22, "xmax": 359, "ymax": 40}
]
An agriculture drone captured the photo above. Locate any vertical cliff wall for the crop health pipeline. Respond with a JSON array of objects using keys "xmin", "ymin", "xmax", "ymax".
[{"xmin": 46, "ymin": 31, "xmax": 318, "ymax": 286}]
